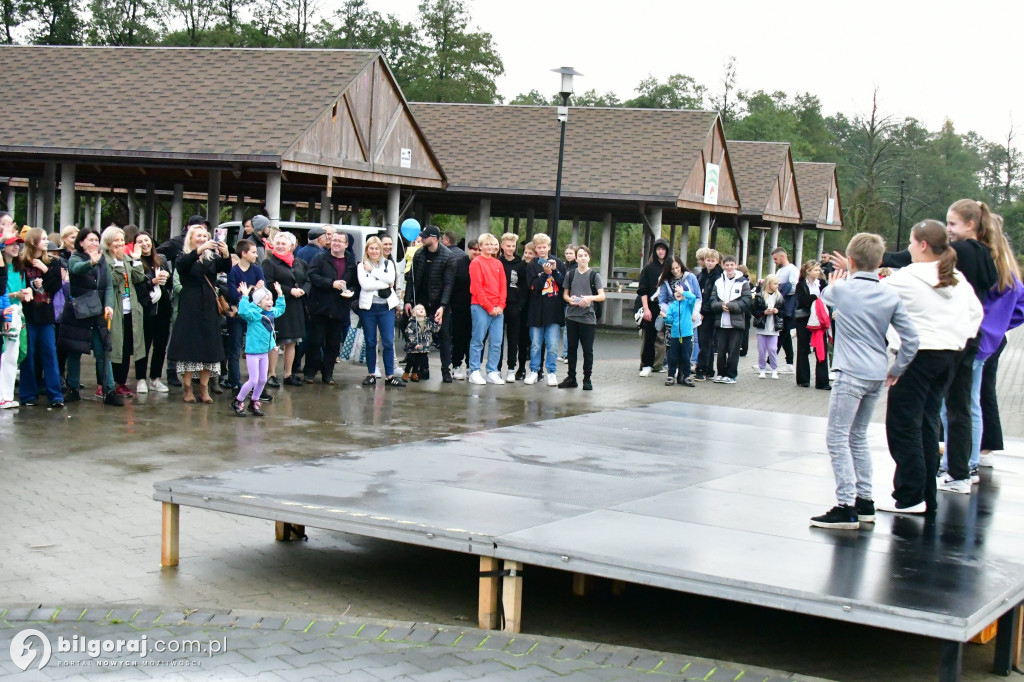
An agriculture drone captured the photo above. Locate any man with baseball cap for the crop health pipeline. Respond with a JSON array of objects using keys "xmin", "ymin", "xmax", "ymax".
[
  {"xmin": 404, "ymin": 225, "xmax": 456, "ymax": 382},
  {"xmin": 295, "ymin": 226, "xmax": 329, "ymax": 264}
]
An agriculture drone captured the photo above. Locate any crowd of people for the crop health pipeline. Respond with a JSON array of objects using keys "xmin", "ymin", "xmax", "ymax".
[{"xmin": 1, "ymin": 201, "xmax": 1021, "ymax": 519}]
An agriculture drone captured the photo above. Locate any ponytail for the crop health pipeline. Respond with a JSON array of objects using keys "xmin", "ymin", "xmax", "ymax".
[
  {"xmin": 911, "ymin": 219, "xmax": 960, "ymax": 289},
  {"xmin": 936, "ymin": 246, "xmax": 958, "ymax": 288}
]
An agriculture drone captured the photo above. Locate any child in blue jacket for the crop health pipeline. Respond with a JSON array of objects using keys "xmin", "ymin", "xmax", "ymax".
[
  {"xmin": 232, "ymin": 281, "xmax": 286, "ymax": 417},
  {"xmin": 661, "ymin": 285, "xmax": 697, "ymax": 386}
]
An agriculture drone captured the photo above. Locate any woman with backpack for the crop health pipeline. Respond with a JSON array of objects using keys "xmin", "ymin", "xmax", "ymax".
[{"xmin": 558, "ymin": 246, "xmax": 605, "ymax": 391}]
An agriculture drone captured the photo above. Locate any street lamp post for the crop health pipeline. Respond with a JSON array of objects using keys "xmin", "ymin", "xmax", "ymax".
[{"xmin": 551, "ymin": 66, "xmax": 582, "ymax": 253}]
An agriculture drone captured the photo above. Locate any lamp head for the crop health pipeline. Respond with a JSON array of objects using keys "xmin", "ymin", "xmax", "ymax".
[{"xmin": 551, "ymin": 66, "xmax": 583, "ymax": 100}]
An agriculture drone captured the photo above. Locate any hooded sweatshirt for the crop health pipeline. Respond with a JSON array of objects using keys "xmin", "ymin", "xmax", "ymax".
[
  {"xmin": 977, "ymin": 277, "xmax": 1024, "ymax": 361},
  {"xmin": 882, "ymin": 262, "xmax": 982, "ymax": 351}
]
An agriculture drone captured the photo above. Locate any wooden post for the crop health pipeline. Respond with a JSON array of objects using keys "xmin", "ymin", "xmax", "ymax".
[
  {"xmin": 769, "ymin": 222, "xmax": 780, "ymax": 274},
  {"xmin": 233, "ymin": 196, "xmax": 244, "ymax": 222},
  {"xmin": 794, "ymin": 227, "xmax": 806, "ymax": 268},
  {"xmin": 207, "ymin": 172, "xmax": 221, "ymax": 229},
  {"xmin": 274, "ymin": 521, "xmax": 306, "ymax": 541},
  {"xmin": 611, "ymin": 580, "xmax": 627, "ymax": 596},
  {"xmin": 698, "ymin": 210, "xmax": 711, "ymax": 249},
  {"xmin": 571, "ymin": 573, "xmax": 593, "ymax": 597},
  {"xmin": 161, "ymin": 502, "xmax": 179, "ymax": 567},
  {"xmin": 501, "ymin": 560, "xmax": 523, "ymax": 633},
  {"xmin": 1015, "ymin": 603, "xmax": 1022, "ymax": 668},
  {"xmin": 59, "ymin": 163, "xmax": 75, "ymax": 229},
  {"xmin": 571, "ymin": 216, "xmax": 580, "ymax": 245},
  {"xmin": 288, "ymin": 204, "xmax": 297, "ymax": 222},
  {"xmin": 478, "ymin": 557, "xmax": 500, "ymax": 630},
  {"xmin": 678, "ymin": 222, "xmax": 690, "ymax": 264},
  {"xmin": 170, "ymin": 185, "xmax": 184, "ymax": 238},
  {"xmin": 599, "ymin": 212, "xmax": 613, "ymax": 284},
  {"xmin": 5, "ymin": 185, "xmax": 15, "ymax": 220},
  {"xmin": 478, "ymin": 198, "xmax": 491, "ymax": 238},
  {"xmin": 757, "ymin": 229, "xmax": 767, "ymax": 281},
  {"xmin": 94, "ymin": 194, "xmax": 103, "ymax": 229},
  {"xmin": 816, "ymin": 230, "xmax": 826, "ymax": 260},
  {"xmin": 584, "ymin": 220, "xmax": 592, "ymax": 246},
  {"xmin": 513, "ymin": 214, "xmax": 520, "ymax": 235},
  {"xmin": 525, "ymin": 208, "xmax": 535, "ymax": 234},
  {"xmin": 266, "ymin": 171, "xmax": 282, "ymax": 229},
  {"xmin": 41, "ymin": 162, "xmax": 56, "ymax": 231},
  {"xmin": 739, "ymin": 218, "xmax": 750, "ymax": 265}
]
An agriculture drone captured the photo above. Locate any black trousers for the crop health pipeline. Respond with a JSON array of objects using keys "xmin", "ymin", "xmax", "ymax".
[
  {"xmin": 426, "ymin": 303, "xmax": 452, "ymax": 369},
  {"xmin": 499, "ymin": 308, "xmax": 527, "ymax": 372},
  {"xmin": 943, "ymin": 341, "xmax": 979, "ymax": 481},
  {"xmin": 777, "ymin": 315, "xmax": 795, "ymax": 365},
  {"xmin": 796, "ymin": 320, "xmax": 829, "ymax": 388},
  {"xmin": 696, "ymin": 316, "xmax": 716, "ymax": 375},
  {"xmin": 886, "ymin": 350, "xmax": 957, "ymax": 510},
  {"xmin": 715, "ymin": 327, "xmax": 743, "ymax": 379},
  {"xmin": 141, "ymin": 305, "xmax": 172, "ymax": 380},
  {"xmin": 640, "ymin": 319, "xmax": 659, "ymax": 368},
  {"xmin": 565, "ymin": 319, "xmax": 595, "ymax": 381},
  {"xmin": 404, "ymin": 353, "xmax": 429, "ymax": 375},
  {"xmin": 450, "ymin": 303, "xmax": 471, "ymax": 368},
  {"xmin": 304, "ymin": 315, "xmax": 348, "ymax": 380},
  {"xmin": 980, "ymin": 337, "xmax": 1007, "ymax": 452}
]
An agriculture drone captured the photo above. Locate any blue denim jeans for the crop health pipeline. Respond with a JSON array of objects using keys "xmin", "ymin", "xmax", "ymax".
[
  {"xmin": 360, "ymin": 303, "xmax": 395, "ymax": 377},
  {"xmin": 940, "ymin": 357, "xmax": 985, "ymax": 471},
  {"xmin": 529, "ymin": 324, "xmax": 560, "ymax": 374},
  {"xmin": 19, "ymin": 323, "xmax": 63, "ymax": 402},
  {"xmin": 827, "ymin": 371, "xmax": 884, "ymax": 506},
  {"xmin": 226, "ymin": 316, "xmax": 245, "ymax": 388},
  {"xmin": 469, "ymin": 304, "xmax": 504, "ymax": 374},
  {"xmin": 66, "ymin": 327, "xmax": 114, "ymax": 393}
]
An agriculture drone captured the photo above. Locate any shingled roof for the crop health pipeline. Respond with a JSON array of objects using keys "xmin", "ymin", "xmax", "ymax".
[
  {"xmin": 793, "ymin": 162, "xmax": 843, "ymax": 230},
  {"xmin": 410, "ymin": 103, "xmax": 739, "ymax": 213},
  {"xmin": 727, "ymin": 140, "xmax": 801, "ymax": 224}
]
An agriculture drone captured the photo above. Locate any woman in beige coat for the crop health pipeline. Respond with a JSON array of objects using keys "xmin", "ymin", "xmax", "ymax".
[{"xmin": 100, "ymin": 226, "xmax": 147, "ymax": 399}]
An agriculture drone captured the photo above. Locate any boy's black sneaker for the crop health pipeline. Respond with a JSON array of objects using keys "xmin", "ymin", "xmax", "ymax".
[
  {"xmin": 855, "ymin": 497, "xmax": 876, "ymax": 523},
  {"xmin": 259, "ymin": 390, "xmax": 274, "ymax": 402},
  {"xmin": 386, "ymin": 376, "xmax": 406, "ymax": 388},
  {"xmin": 515, "ymin": 368, "xmax": 526, "ymax": 381},
  {"xmin": 266, "ymin": 375, "xmax": 281, "ymax": 388},
  {"xmin": 694, "ymin": 371, "xmax": 706, "ymax": 382},
  {"xmin": 231, "ymin": 398, "xmax": 247, "ymax": 417},
  {"xmin": 64, "ymin": 389, "xmax": 81, "ymax": 403},
  {"xmin": 103, "ymin": 391, "xmax": 125, "ymax": 407},
  {"xmin": 420, "ymin": 369, "xmax": 430, "ymax": 381},
  {"xmin": 810, "ymin": 505, "xmax": 859, "ymax": 530},
  {"xmin": 441, "ymin": 368, "xmax": 452, "ymax": 383},
  {"xmin": 362, "ymin": 375, "xmax": 376, "ymax": 386},
  {"xmin": 557, "ymin": 377, "xmax": 578, "ymax": 389},
  {"xmin": 582, "ymin": 379, "xmax": 593, "ymax": 391}
]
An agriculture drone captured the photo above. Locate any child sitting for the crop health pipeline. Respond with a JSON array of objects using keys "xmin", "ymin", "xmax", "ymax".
[
  {"xmin": 660, "ymin": 284, "xmax": 697, "ymax": 386},
  {"xmin": 751, "ymin": 274, "xmax": 783, "ymax": 379},
  {"xmin": 403, "ymin": 304, "xmax": 440, "ymax": 382},
  {"xmin": 232, "ymin": 281, "xmax": 286, "ymax": 417}
]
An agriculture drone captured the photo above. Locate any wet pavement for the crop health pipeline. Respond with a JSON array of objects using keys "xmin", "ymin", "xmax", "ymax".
[{"xmin": 1, "ymin": 328, "xmax": 1023, "ymax": 681}]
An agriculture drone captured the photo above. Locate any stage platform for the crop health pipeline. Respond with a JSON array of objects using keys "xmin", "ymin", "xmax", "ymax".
[{"xmin": 154, "ymin": 402, "xmax": 1024, "ymax": 680}]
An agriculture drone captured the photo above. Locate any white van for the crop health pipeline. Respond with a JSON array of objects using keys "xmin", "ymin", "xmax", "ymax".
[{"xmin": 217, "ymin": 221, "xmax": 387, "ymax": 260}]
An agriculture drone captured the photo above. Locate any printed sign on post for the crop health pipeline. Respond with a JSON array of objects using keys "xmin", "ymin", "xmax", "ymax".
[
  {"xmin": 826, "ymin": 198, "xmax": 835, "ymax": 225},
  {"xmin": 704, "ymin": 163, "xmax": 720, "ymax": 205},
  {"xmin": 400, "ymin": 148, "xmax": 412, "ymax": 169}
]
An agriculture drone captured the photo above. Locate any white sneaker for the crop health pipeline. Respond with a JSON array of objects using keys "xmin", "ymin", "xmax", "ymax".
[
  {"xmin": 720, "ymin": 377, "xmax": 736, "ymax": 385},
  {"xmin": 373, "ymin": 368, "xmax": 382, "ymax": 378},
  {"xmin": 468, "ymin": 370, "xmax": 486, "ymax": 385},
  {"xmin": 0, "ymin": 400, "xmax": 19, "ymax": 409},
  {"xmin": 937, "ymin": 475, "xmax": 971, "ymax": 494},
  {"xmin": 486, "ymin": 371, "xmax": 506, "ymax": 385},
  {"xmin": 452, "ymin": 367, "xmax": 466, "ymax": 381},
  {"xmin": 712, "ymin": 375, "xmax": 725, "ymax": 383},
  {"xmin": 547, "ymin": 373, "xmax": 558, "ymax": 387},
  {"xmin": 752, "ymin": 363, "xmax": 762, "ymax": 372},
  {"xmin": 136, "ymin": 379, "xmax": 149, "ymax": 394},
  {"xmin": 505, "ymin": 370, "xmax": 516, "ymax": 383},
  {"xmin": 979, "ymin": 453, "xmax": 995, "ymax": 468},
  {"xmin": 780, "ymin": 364, "xmax": 795, "ymax": 374},
  {"xmin": 758, "ymin": 371, "xmax": 766, "ymax": 379},
  {"xmin": 877, "ymin": 500, "xmax": 927, "ymax": 514},
  {"xmin": 524, "ymin": 371, "xmax": 538, "ymax": 385},
  {"xmin": 559, "ymin": 356, "xmax": 567, "ymax": 363},
  {"xmin": 150, "ymin": 378, "xmax": 169, "ymax": 393},
  {"xmin": 639, "ymin": 366, "xmax": 652, "ymax": 377},
  {"xmin": 771, "ymin": 370, "xmax": 779, "ymax": 380}
]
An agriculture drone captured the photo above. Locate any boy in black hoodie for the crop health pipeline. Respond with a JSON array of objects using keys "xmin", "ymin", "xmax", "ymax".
[
  {"xmin": 637, "ymin": 238, "xmax": 669, "ymax": 376},
  {"xmin": 499, "ymin": 233, "xmax": 529, "ymax": 382},
  {"xmin": 694, "ymin": 250, "xmax": 723, "ymax": 381}
]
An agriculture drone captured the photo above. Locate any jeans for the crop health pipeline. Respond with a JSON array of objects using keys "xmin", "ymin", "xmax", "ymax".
[
  {"xmin": 980, "ymin": 337, "xmax": 1007, "ymax": 452},
  {"xmin": 691, "ymin": 333, "xmax": 700, "ymax": 365},
  {"xmin": 469, "ymin": 304, "xmax": 504, "ymax": 374},
  {"xmin": 19, "ymin": 323, "xmax": 63, "ymax": 403},
  {"xmin": 940, "ymin": 356, "xmax": 985, "ymax": 473},
  {"xmin": 885, "ymin": 350, "xmax": 957, "ymax": 510},
  {"xmin": 941, "ymin": 344, "xmax": 980, "ymax": 480},
  {"xmin": 226, "ymin": 316, "xmax": 245, "ymax": 388},
  {"xmin": 666, "ymin": 335, "xmax": 693, "ymax": 380},
  {"xmin": 565, "ymin": 319, "xmax": 596, "ymax": 381},
  {"xmin": 359, "ymin": 303, "xmax": 395, "ymax": 377},
  {"xmin": 827, "ymin": 372, "xmax": 883, "ymax": 506},
  {"xmin": 66, "ymin": 327, "xmax": 114, "ymax": 394},
  {"xmin": 529, "ymin": 324, "xmax": 560, "ymax": 374}
]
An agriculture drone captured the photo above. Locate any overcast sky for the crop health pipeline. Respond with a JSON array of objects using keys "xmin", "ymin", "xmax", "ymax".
[{"xmin": 365, "ymin": 0, "xmax": 1020, "ymax": 147}]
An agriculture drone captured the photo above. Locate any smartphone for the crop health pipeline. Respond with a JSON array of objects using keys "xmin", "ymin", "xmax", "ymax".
[
  {"xmin": 536, "ymin": 257, "xmax": 548, "ymax": 267},
  {"xmin": 214, "ymin": 227, "xmax": 227, "ymax": 243}
]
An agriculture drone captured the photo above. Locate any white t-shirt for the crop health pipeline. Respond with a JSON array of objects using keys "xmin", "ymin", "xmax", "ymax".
[{"xmin": 776, "ymin": 263, "xmax": 799, "ymax": 295}]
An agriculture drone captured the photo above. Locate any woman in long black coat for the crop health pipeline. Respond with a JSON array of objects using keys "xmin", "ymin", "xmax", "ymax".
[
  {"xmin": 167, "ymin": 225, "xmax": 231, "ymax": 404},
  {"xmin": 261, "ymin": 231, "xmax": 309, "ymax": 386}
]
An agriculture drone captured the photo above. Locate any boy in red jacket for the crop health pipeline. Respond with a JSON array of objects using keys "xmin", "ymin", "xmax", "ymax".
[{"xmin": 468, "ymin": 233, "xmax": 508, "ymax": 385}]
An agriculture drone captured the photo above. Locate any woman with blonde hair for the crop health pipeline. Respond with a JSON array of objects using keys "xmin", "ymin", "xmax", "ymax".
[
  {"xmin": 15, "ymin": 228, "xmax": 64, "ymax": 406},
  {"xmin": 357, "ymin": 236, "xmax": 404, "ymax": 387},
  {"xmin": 166, "ymin": 224, "xmax": 231, "ymax": 403},
  {"xmin": 100, "ymin": 226, "xmax": 146, "ymax": 399},
  {"xmin": 260, "ymin": 230, "xmax": 308, "ymax": 387},
  {"xmin": 794, "ymin": 260, "xmax": 829, "ymax": 389}
]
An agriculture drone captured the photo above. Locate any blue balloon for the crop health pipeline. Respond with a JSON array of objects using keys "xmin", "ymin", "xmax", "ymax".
[{"xmin": 400, "ymin": 218, "xmax": 421, "ymax": 242}]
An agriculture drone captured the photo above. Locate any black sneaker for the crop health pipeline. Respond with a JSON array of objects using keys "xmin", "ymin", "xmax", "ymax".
[
  {"xmin": 103, "ymin": 391, "xmax": 125, "ymax": 407},
  {"xmin": 855, "ymin": 498, "xmax": 876, "ymax": 523},
  {"xmin": 50, "ymin": 401, "xmax": 64, "ymax": 409},
  {"xmin": 259, "ymin": 390, "xmax": 274, "ymax": 402},
  {"xmin": 694, "ymin": 371, "xmax": 706, "ymax": 382},
  {"xmin": 441, "ymin": 368, "xmax": 452, "ymax": 383},
  {"xmin": 386, "ymin": 376, "xmax": 406, "ymax": 388},
  {"xmin": 582, "ymin": 379, "xmax": 593, "ymax": 391},
  {"xmin": 167, "ymin": 374, "xmax": 182, "ymax": 387},
  {"xmin": 810, "ymin": 505, "xmax": 859, "ymax": 530},
  {"xmin": 210, "ymin": 382, "xmax": 224, "ymax": 394},
  {"xmin": 266, "ymin": 375, "xmax": 281, "ymax": 388},
  {"xmin": 515, "ymin": 368, "xmax": 526, "ymax": 381},
  {"xmin": 362, "ymin": 375, "xmax": 376, "ymax": 386},
  {"xmin": 557, "ymin": 377, "xmax": 578, "ymax": 389},
  {"xmin": 64, "ymin": 389, "xmax": 81, "ymax": 403},
  {"xmin": 420, "ymin": 369, "xmax": 430, "ymax": 381},
  {"xmin": 284, "ymin": 375, "xmax": 303, "ymax": 386},
  {"xmin": 230, "ymin": 398, "xmax": 247, "ymax": 417},
  {"xmin": 304, "ymin": 376, "xmax": 315, "ymax": 384},
  {"xmin": 22, "ymin": 398, "xmax": 38, "ymax": 407}
]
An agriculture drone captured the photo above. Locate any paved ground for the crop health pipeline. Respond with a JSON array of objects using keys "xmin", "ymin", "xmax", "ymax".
[{"xmin": 1, "ymin": 327, "xmax": 1022, "ymax": 681}]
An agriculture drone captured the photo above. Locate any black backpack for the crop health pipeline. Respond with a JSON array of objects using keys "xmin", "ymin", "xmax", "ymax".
[{"xmin": 566, "ymin": 269, "xmax": 603, "ymax": 322}]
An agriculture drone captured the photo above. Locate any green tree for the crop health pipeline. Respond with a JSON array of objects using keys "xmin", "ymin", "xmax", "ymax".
[
  {"xmin": 509, "ymin": 89, "xmax": 552, "ymax": 105},
  {"xmin": 573, "ymin": 88, "xmax": 620, "ymax": 107},
  {"xmin": 26, "ymin": 0, "xmax": 82, "ymax": 43},
  {"xmin": 624, "ymin": 73, "xmax": 705, "ymax": 109},
  {"xmin": 1, "ymin": 0, "xmax": 24, "ymax": 43},
  {"xmin": 709, "ymin": 56, "xmax": 739, "ymax": 125},
  {"xmin": 87, "ymin": 0, "xmax": 160, "ymax": 45},
  {"xmin": 278, "ymin": 0, "xmax": 319, "ymax": 47},
  {"xmin": 402, "ymin": 0, "xmax": 503, "ymax": 103},
  {"xmin": 316, "ymin": 0, "xmax": 421, "ymax": 78},
  {"xmin": 160, "ymin": 0, "xmax": 215, "ymax": 45}
]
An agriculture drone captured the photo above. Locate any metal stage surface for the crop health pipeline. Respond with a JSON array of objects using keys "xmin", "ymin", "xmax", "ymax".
[{"xmin": 154, "ymin": 402, "xmax": 1024, "ymax": 670}]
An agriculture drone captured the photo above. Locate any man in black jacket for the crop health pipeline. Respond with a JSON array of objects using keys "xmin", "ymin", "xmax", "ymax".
[
  {"xmin": 498, "ymin": 232, "xmax": 529, "ymax": 381},
  {"xmin": 450, "ymin": 239, "xmax": 478, "ymax": 380},
  {"xmin": 303, "ymin": 232, "xmax": 359, "ymax": 384},
  {"xmin": 404, "ymin": 225, "xmax": 456, "ymax": 382},
  {"xmin": 694, "ymin": 251, "xmax": 723, "ymax": 381},
  {"xmin": 637, "ymin": 238, "xmax": 669, "ymax": 376}
]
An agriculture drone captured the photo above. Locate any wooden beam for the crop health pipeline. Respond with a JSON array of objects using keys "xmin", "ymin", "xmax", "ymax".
[
  {"xmin": 478, "ymin": 557, "xmax": 500, "ymax": 630},
  {"xmin": 274, "ymin": 521, "xmax": 306, "ymax": 541},
  {"xmin": 372, "ymin": 102, "xmax": 405, "ymax": 163},
  {"xmin": 501, "ymin": 560, "xmax": 523, "ymax": 633},
  {"xmin": 571, "ymin": 573, "xmax": 593, "ymax": 597},
  {"xmin": 344, "ymin": 93, "xmax": 370, "ymax": 162},
  {"xmin": 161, "ymin": 502, "xmax": 179, "ymax": 567}
]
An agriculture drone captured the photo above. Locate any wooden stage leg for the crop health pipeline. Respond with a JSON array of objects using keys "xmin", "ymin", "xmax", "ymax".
[
  {"xmin": 478, "ymin": 557, "xmax": 500, "ymax": 630},
  {"xmin": 611, "ymin": 580, "xmax": 627, "ymax": 596},
  {"xmin": 1016, "ymin": 604, "xmax": 1023, "ymax": 669},
  {"xmin": 161, "ymin": 502, "xmax": 179, "ymax": 567},
  {"xmin": 501, "ymin": 560, "xmax": 523, "ymax": 634},
  {"xmin": 572, "ymin": 572, "xmax": 593, "ymax": 597},
  {"xmin": 275, "ymin": 522, "xmax": 306, "ymax": 541}
]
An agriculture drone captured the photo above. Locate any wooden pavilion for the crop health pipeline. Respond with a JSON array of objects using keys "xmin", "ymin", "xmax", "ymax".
[{"xmin": 793, "ymin": 162, "xmax": 843, "ymax": 264}]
